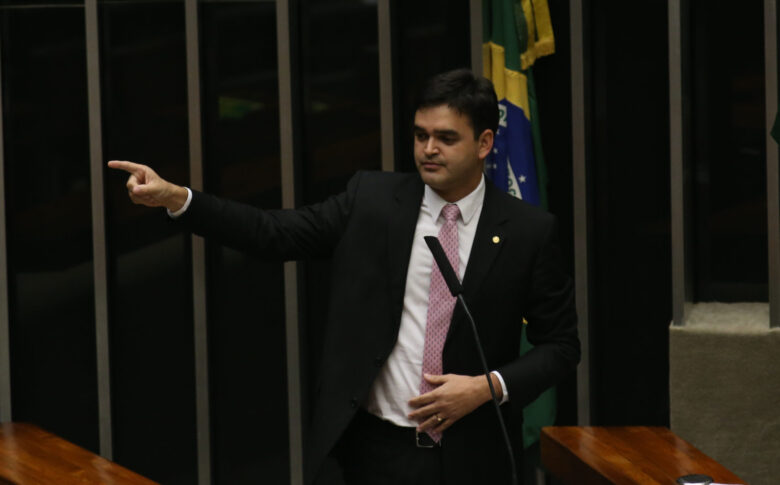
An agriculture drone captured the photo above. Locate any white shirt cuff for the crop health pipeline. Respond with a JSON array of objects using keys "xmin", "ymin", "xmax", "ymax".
[
  {"xmin": 167, "ymin": 187, "xmax": 192, "ymax": 218},
  {"xmin": 491, "ymin": 370, "xmax": 509, "ymax": 404}
]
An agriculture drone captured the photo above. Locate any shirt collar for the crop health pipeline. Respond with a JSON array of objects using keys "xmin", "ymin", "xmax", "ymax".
[{"xmin": 423, "ymin": 175, "xmax": 485, "ymax": 225}]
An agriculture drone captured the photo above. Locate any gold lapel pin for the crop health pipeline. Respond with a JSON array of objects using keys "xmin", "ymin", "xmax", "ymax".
[{"xmin": 492, "ymin": 236, "xmax": 500, "ymax": 244}]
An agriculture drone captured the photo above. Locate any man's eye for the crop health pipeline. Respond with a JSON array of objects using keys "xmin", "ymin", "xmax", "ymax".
[
  {"xmin": 441, "ymin": 137, "xmax": 456, "ymax": 145},
  {"xmin": 415, "ymin": 133, "xmax": 428, "ymax": 141}
]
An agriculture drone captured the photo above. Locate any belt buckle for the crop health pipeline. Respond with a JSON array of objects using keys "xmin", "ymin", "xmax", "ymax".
[{"xmin": 415, "ymin": 431, "xmax": 439, "ymax": 448}]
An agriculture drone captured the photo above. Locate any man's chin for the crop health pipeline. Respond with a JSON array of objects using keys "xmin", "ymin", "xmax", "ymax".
[{"xmin": 417, "ymin": 170, "xmax": 445, "ymax": 188}]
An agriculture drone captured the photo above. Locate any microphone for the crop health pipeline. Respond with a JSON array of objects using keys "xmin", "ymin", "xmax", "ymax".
[
  {"xmin": 424, "ymin": 236, "xmax": 464, "ymax": 296},
  {"xmin": 423, "ymin": 236, "xmax": 519, "ymax": 485}
]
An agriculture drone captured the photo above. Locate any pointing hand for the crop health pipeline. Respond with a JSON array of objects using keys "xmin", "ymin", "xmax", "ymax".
[{"xmin": 107, "ymin": 160, "xmax": 188, "ymax": 212}]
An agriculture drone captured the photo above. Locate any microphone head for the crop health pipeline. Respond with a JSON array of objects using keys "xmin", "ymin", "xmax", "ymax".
[{"xmin": 424, "ymin": 236, "xmax": 464, "ymax": 296}]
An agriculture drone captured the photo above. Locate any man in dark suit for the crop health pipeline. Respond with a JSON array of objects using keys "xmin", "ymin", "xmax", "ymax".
[{"xmin": 109, "ymin": 68, "xmax": 579, "ymax": 485}]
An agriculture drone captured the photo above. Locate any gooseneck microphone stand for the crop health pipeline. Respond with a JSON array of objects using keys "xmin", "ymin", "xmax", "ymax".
[{"xmin": 424, "ymin": 236, "xmax": 519, "ymax": 485}]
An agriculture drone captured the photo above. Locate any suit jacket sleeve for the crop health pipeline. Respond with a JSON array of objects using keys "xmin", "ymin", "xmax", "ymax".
[
  {"xmin": 497, "ymin": 216, "xmax": 580, "ymax": 410},
  {"xmin": 171, "ymin": 172, "xmax": 364, "ymax": 261}
]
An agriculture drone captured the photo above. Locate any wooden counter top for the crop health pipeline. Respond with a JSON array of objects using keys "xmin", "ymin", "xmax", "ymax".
[
  {"xmin": 0, "ymin": 423, "xmax": 157, "ymax": 484},
  {"xmin": 541, "ymin": 426, "xmax": 745, "ymax": 485}
]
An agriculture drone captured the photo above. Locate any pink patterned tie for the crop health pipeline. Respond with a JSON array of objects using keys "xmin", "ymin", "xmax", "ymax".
[{"xmin": 419, "ymin": 203, "xmax": 460, "ymax": 442}]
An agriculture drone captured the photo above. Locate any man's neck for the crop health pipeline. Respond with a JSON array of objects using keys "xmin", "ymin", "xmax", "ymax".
[{"xmin": 432, "ymin": 174, "xmax": 483, "ymax": 203}]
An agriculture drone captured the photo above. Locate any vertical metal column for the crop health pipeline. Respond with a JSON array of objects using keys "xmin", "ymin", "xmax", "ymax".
[
  {"xmin": 377, "ymin": 0, "xmax": 394, "ymax": 172},
  {"xmin": 669, "ymin": 0, "xmax": 690, "ymax": 327},
  {"xmin": 766, "ymin": 0, "xmax": 780, "ymax": 328},
  {"xmin": 570, "ymin": 0, "xmax": 591, "ymax": 425},
  {"xmin": 184, "ymin": 1, "xmax": 211, "ymax": 483},
  {"xmin": 84, "ymin": 0, "xmax": 113, "ymax": 459},
  {"xmin": 277, "ymin": 0, "xmax": 304, "ymax": 483},
  {"xmin": 470, "ymin": 0, "xmax": 483, "ymax": 73},
  {"xmin": 0, "ymin": 22, "xmax": 12, "ymax": 423}
]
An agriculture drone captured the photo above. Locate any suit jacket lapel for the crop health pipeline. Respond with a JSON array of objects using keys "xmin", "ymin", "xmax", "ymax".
[
  {"xmin": 386, "ymin": 176, "xmax": 507, "ymax": 360},
  {"xmin": 461, "ymin": 180, "xmax": 508, "ymax": 302},
  {"xmin": 444, "ymin": 181, "xmax": 508, "ymax": 357},
  {"xmin": 386, "ymin": 175, "xmax": 425, "ymax": 329}
]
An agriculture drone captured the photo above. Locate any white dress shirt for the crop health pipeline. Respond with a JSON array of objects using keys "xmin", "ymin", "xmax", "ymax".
[
  {"xmin": 364, "ymin": 175, "xmax": 508, "ymax": 427},
  {"xmin": 171, "ymin": 178, "xmax": 508, "ymax": 429},
  {"xmin": 167, "ymin": 187, "xmax": 193, "ymax": 218}
]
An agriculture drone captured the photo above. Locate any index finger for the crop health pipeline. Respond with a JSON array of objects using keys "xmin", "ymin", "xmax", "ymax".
[
  {"xmin": 107, "ymin": 160, "xmax": 145, "ymax": 175},
  {"xmin": 408, "ymin": 391, "xmax": 435, "ymax": 408}
]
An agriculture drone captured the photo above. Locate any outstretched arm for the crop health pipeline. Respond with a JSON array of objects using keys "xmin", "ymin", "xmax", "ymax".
[
  {"xmin": 107, "ymin": 160, "xmax": 189, "ymax": 212},
  {"xmin": 107, "ymin": 159, "xmax": 359, "ymax": 261}
]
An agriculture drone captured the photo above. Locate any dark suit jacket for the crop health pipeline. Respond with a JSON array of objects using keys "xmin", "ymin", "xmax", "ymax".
[{"xmin": 175, "ymin": 171, "xmax": 579, "ymax": 484}]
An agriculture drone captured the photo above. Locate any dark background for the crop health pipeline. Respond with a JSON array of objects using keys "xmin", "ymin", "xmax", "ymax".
[{"xmin": 0, "ymin": 0, "xmax": 769, "ymax": 483}]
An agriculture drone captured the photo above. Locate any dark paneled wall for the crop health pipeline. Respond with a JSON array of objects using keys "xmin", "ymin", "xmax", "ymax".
[
  {"xmin": 101, "ymin": 3, "xmax": 197, "ymax": 482},
  {"xmin": 199, "ymin": 2, "xmax": 288, "ymax": 483},
  {"xmin": 392, "ymin": 0, "xmax": 472, "ymax": 174},
  {"xmin": 534, "ymin": 0, "xmax": 577, "ymax": 427},
  {"xmin": 588, "ymin": 0, "xmax": 672, "ymax": 426},
  {"xmin": 3, "ymin": 0, "xmax": 769, "ymax": 483},
  {"xmin": 296, "ymin": 1, "xmax": 383, "ymax": 445},
  {"xmin": 690, "ymin": 0, "xmax": 767, "ymax": 302},
  {"xmin": 2, "ymin": 4, "xmax": 99, "ymax": 452}
]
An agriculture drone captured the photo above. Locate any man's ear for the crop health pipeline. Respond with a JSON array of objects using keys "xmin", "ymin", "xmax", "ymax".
[{"xmin": 477, "ymin": 129, "xmax": 494, "ymax": 160}]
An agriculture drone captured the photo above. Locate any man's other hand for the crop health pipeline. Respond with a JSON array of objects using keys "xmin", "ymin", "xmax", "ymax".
[
  {"xmin": 107, "ymin": 160, "xmax": 188, "ymax": 212},
  {"xmin": 407, "ymin": 373, "xmax": 502, "ymax": 434}
]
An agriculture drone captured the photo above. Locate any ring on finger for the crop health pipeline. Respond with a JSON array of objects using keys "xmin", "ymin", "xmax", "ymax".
[{"xmin": 435, "ymin": 414, "xmax": 443, "ymax": 423}]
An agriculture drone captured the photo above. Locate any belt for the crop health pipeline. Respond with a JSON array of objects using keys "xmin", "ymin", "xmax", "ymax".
[{"xmin": 353, "ymin": 408, "xmax": 442, "ymax": 448}]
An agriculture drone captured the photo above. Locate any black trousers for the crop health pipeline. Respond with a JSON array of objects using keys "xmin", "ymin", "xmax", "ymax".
[{"xmin": 336, "ymin": 409, "xmax": 443, "ymax": 485}]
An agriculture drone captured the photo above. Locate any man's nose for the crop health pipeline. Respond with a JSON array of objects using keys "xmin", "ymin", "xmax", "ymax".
[{"xmin": 424, "ymin": 138, "xmax": 438, "ymax": 155}]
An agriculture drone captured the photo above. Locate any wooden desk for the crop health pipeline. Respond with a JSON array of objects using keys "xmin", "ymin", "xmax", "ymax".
[
  {"xmin": 0, "ymin": 423, "xmax": 158, "ymax": 484},
  {"xmin": 541, "ymin": 426, "xmax": 745, "ymax": 485}
]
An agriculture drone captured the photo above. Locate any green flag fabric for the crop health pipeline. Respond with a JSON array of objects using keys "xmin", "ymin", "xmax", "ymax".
[{"xmin": 482, "ymin": 0, "xmax": 557, "ymax": 450}]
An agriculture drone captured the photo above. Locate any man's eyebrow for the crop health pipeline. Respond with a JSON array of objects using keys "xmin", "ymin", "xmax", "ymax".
[
  {"xmin": 433, "ymin": 129, "xmax": 460, "ymax": 137},
  {"xmin": 412, "ymin": 125, "xmax": 460, "ymax": 137}
]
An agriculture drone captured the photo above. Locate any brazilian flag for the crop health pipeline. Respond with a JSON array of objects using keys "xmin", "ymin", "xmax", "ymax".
[{"xmin": 483, "ymin": 0, "xmax": 557, "ymax": 450}]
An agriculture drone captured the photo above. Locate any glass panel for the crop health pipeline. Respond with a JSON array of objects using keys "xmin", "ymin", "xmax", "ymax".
[
  {"xmin": 532, "ymin": 0, "xmax": 577, "ymax": 425},
  {"xmin": 297, "ymin": 0, "xmax": 381, "ymax": 435},
  {"xmin": 588, "ymin": 1, "xmax": 672, "ymax": 426},
  {"xmin": 299, "ymin": 0, "xmax": 381, "ymax": 202},
  {"xmin": 690, "ymin": 0, "xmax": 767, "ymax": 301},
  {"xmin": 100, "ymin": 1, "xmax": 196, "ymax": 482},
  {"xmin": 394, "ymin": 0, "xmax": 471, "ymax": 173},
  {"xmin": 1, "ymin": 3, "xmax": 99, "ymax": 451},
  {"xmin": 0, "ymin": 1, "xmax": 81, "ymax": 5},
  {"xmin": 199, "ymin": 1, "xmax": 289, "ymax": 483}
]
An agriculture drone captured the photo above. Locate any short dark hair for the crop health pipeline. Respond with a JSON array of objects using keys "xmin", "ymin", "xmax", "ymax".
[{"xmin": 414, "ymin": 68, "xmax": 499, "ymax": 139}]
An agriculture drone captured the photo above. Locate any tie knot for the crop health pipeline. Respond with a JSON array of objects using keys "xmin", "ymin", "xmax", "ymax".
[{"xmin": 441, "ymin": 204, "xmax": 460, "ymax": 223}]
